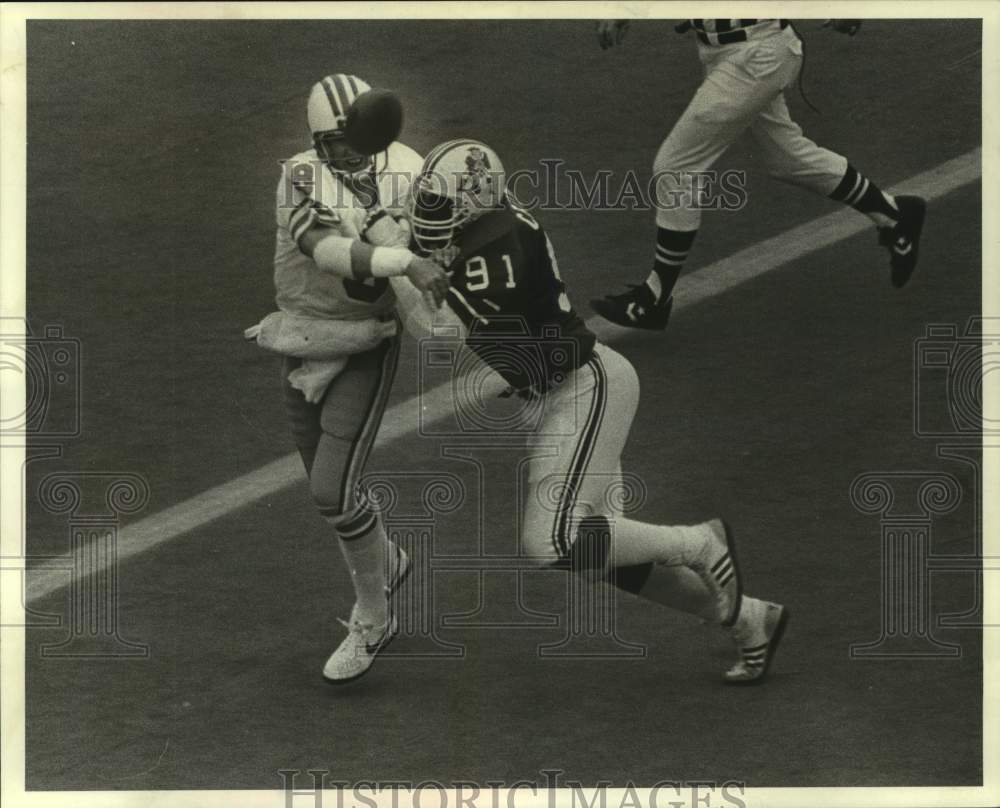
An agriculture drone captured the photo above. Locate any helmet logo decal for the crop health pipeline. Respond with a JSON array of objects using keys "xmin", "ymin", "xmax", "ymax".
[{"xmin": 460, "ymin": 146, "xmax": 494, "ymax": 195}]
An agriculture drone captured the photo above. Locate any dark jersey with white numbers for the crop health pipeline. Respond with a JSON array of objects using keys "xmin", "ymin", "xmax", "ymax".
[{"xmin": 443, "ymin": 204, "xmax": 596, "ymax": 394}]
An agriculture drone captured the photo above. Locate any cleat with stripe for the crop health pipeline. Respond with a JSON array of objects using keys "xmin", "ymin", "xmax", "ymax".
[
  {"xmin": 724, "ymin": 600, "xmax": 789, "ymax": 685},
  {"xmin": 688, "ymin": 518, "xmax": 743, "ymax": 626},
  {"xmin": 877, "ymin": 195, "xmax": 926, "ymax": 288},
  {"xmin": 590, "ymin": 284, "xmax": 673, "ymax": 331}
]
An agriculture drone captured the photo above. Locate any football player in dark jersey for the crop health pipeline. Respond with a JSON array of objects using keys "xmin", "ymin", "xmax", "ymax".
[{"xmin": 395, "ymin": 139, "xmax": 789, "ymax": 683}]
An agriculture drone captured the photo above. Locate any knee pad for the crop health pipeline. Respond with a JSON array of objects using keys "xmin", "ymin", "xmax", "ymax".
[{"xmin": 307, "ymin": 435, "xmax": 357, "ymax": 517}]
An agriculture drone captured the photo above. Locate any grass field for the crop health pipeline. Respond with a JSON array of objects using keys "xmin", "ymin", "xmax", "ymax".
[{"xmin": 22, "ymin": 19, "xmax": 983, "ymax": 790}]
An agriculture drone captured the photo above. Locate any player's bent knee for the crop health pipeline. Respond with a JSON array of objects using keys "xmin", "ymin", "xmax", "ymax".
[
  {"xmin": 312, "ymin": 481, "xmax": 376, "ymax": 535},
  {"xmin": 328, "ymin": 495, "xmax": 379, "ymax": 539},
  {"xmin": 306, "ymin": 433, "xmax": 362, "ymax": 516},
  {"xmin": 552, "ymin": 515, "xmax": 614, "ymax": 581},
  {"xmin": 309, "ymin": 474, "xmax": 347, "ymax": 520},
  {"xmin": 545, "ymin": 516, "xmax": 652, "ymax": 595}
]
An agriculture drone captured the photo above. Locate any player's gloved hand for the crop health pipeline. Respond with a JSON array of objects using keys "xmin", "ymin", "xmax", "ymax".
[
  {"xmin": 405, "ymin": 256, "xmax": 450, "ymax": 309},
  {"xmin": 597, "ymin": 20, "xmax": 629, "ymax": 50},
  {"xmin": 340, "ymin": 169, "xmax": 381, "ymax": 210},
  {"xmin": 823, "ymin": 19, "xmax": 862, "ymax": 36}
]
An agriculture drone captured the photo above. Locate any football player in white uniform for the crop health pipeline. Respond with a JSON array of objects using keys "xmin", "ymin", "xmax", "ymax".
[
  {"xmin": 394, "ymin": 140, "xmax": 789, "ymax": 684},
  {"xmin": 270, "ymin": 74, "xmax": 448, "ymax": 683}
]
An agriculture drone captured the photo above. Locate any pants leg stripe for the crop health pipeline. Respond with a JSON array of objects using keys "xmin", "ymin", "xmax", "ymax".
[
  {"xmin": 338, "ymin": 328, "xmax": 402, "ymax": 512},
  {"xmin": 552, "ymin": 354, "xmax": 608, "ymax": 557},
  {"xmin": 338, "ymin": 511, "xmax": 379, "ymax": 541}
]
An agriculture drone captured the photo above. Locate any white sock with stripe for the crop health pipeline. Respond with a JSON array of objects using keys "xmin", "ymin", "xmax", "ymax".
[
  {"xmin": 610, "ymin": 518, "xmax": 706, "ymax": 567},
  {"xmin": 334, "ymin": 503, "xmax": 391, "ymax": 626}
]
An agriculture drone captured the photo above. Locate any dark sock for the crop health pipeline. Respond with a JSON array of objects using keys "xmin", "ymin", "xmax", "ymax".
[
  {"xmin": 829, "ymin": 164, "xmax": 899, "ymax": 225},
  {"xmin": 646, "ymin": 227, "xmax": 697, "ymax": 304}
]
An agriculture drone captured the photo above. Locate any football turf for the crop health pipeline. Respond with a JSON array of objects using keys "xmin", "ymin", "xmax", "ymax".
[{"xmin": 24, "ymin": 19, "xmax": 982, "ymax": 788}]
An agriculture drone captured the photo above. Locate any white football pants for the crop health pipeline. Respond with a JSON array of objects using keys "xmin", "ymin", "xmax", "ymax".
[
  {"xmin": 655, "ymin": 24, "xmax": 849, "ymax": 230},
  {"xmin": 521, "ymin": 344, "xmax": 639, "ymax": 563}
]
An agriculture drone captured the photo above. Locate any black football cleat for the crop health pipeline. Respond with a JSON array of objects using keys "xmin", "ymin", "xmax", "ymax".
[
  {"xmin": 877, "ymin": 195, "xmax": 926, "ymax": 288},
  {"xmin": 590, "ymin": 284, "xmax": 674, "ymax": 330}
]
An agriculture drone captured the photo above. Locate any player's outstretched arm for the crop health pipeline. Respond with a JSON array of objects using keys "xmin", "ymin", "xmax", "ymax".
[
  {"xmin": 300, "ymin": 227, "xmax": 419, "ymax": 283},
  {"xmin": 405, "ymin": 256, "xmax": 451, "ymax": 309},
  {"xmin": 597, "ymin": 20, "xmax": 629, "ymax": 49}
]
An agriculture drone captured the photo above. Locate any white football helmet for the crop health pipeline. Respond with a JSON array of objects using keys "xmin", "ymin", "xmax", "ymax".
[
  {"xmin": 407, "ymin": 139, "xmax": 506, "ymax": 254},
  {"xmin": 307, "ymin": 73, "xmax": 373, "ymax": 174}
]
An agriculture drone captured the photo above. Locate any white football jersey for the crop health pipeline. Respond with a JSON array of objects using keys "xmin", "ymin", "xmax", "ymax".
[{"xmin": 273, "ymin": 141, "xmax": 424, "ymax": 320}]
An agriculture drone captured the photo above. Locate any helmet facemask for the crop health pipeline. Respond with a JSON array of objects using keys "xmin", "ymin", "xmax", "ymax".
[
  {"xmin": 313, "ymin": 130, "xmax": 373, "ymax": 176},
  {"xmin": 408, "ymin": 188, "xmax": 472, "ymax": 256}
]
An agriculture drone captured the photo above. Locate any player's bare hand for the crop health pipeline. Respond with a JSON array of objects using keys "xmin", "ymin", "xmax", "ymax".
[
  {"xmin": 405, "ymin": 256, "xmax": 450, "ymax": 309},
  {"xmin": 822, "ymin": 19, "xmax": 862, "ymax": 36},
  {"xmin": 597, "ymin": 20, "xmax": 629, "ymax": 50}
]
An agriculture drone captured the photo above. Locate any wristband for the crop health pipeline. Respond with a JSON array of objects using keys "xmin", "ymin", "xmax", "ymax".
[{"xmin": 370, "ymin": 246, "xmax": 414, "ymax": 277}]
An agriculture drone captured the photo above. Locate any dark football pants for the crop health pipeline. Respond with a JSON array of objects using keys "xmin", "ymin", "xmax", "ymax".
[{"xmin": 280, "ymin": 334, "xmax": 401, "ymax": 521}]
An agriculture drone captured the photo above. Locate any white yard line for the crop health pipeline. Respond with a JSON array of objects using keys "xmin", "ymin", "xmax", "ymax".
[{"xmin": 25, "ymin": 148, "xmax": 981, "ymax": 604}]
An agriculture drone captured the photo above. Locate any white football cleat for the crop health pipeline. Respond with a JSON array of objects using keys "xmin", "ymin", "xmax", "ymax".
[
  {"xmin": 724, "ymin": 598, "xmax": 789, "ymax": 685},
  {"xmin": 688, "ymin": 518, "xmax": 743, "ymax": 627},
  {"xmin": 322, "ymin": 606, "xmax": 398, "ymax": 684}
]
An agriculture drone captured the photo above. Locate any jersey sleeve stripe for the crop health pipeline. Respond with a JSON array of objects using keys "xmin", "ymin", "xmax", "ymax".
[
  {"xmin": 290, "ymin": 209, "xmax": 318, "ymax": 245},
  {"xmin": 288, "ymin": 203, "xmax": 313, "ymax": 233},
  {"xmin": 448, "ymin": 287, "xmax": 489, "ymax": 325}
]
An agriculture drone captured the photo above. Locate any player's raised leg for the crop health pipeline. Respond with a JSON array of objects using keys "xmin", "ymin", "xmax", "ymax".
[
  {"xmin": 525, "ymin": 345, "xmax": 787, "ymax": 681},
  {"xmin": 524, "ymin": 344, "xmax": 743, "ymax": 620},
  {"xmin": 591, "ymin": 38, "xmax": 800, "ymax": 330},
  {"xmin": 750, "ymin": 92, "xmax": 926, "ymax": 287}
]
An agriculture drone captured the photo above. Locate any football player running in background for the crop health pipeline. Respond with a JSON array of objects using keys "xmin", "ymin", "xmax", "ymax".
[
  {"xmin": 395, "ymin": 139, "xmax": 788, "ymax": 684},
  {"xmin": 265, "ymin": 74, "xmax": 448, "ymax": 683},
  {"xmin": 590, "ymin": 19, "xmax": 926, "ymax": 331}
]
